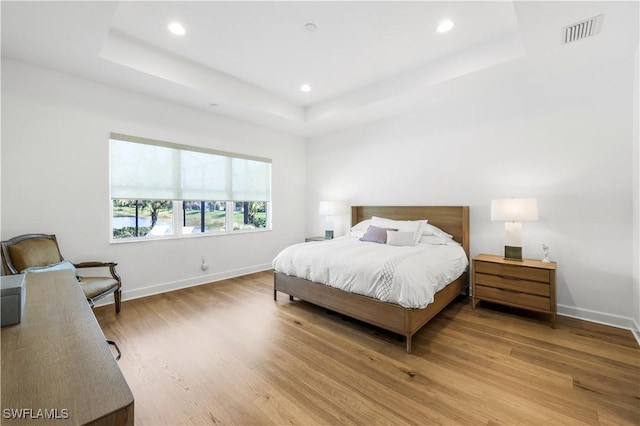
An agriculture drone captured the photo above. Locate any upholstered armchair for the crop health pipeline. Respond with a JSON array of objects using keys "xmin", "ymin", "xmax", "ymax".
[{"xmin": 1, "ymin": 234, "xmax": 122, "ymax": 314}]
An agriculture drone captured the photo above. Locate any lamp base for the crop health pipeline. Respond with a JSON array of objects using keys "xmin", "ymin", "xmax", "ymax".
[
  {"xmin": 504, "ymin": 245, "xmax": 523, "ymax": 261},
  {"xmin": 324, "ymin": 230, "xmax": 334, "ymax": 240}
]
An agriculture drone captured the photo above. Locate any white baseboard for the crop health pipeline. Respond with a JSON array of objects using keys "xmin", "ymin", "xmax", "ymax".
[
  {"xmin": 558, "ymin": 303, "xmax": 639, "ymax": 343},
  {"xmin": 93, "ymin": 263, "xmax": 273, "ymax": 308},
  {"xmin": 632, "ymin": 318, "xmax": 640, "ymax": 346}
]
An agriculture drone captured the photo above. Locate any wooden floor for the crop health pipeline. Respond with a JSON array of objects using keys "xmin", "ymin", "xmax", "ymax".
[{"xmin": 95, "ymin": 271, "xmax": 640, "ymax": 425}]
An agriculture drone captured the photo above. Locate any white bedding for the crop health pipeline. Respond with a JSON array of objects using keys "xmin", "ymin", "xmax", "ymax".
[{"xmin": 272, "ymin": 236, "xmax": 468, "ymax": 309}]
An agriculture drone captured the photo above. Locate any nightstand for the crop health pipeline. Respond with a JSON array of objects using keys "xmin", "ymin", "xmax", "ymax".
[
  {"xmin": 472, "ymin": 254, "xmax": 557, "ymax": 327},
  {"xmin": 305, "ymin": 236, "xmax": 326, "ymax": 242}
]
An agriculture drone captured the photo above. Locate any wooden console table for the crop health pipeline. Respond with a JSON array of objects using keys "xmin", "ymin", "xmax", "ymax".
[{"xmin": 1, "ymin": 270, "xmax": 134, "ymax": 425}]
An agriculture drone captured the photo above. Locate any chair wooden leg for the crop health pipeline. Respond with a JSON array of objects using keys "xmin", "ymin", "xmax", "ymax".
[{"xmin": 114, "ymin": 289, "xmax": 121, "ymax": 314}]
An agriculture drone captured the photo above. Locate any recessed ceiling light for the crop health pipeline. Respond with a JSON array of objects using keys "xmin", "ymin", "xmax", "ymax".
[
  {"xmin": 168, "ymin": 22, "xmax": 186, "ymax": 36},
  {"xmin": 437, "ymin": 20, "xmax": 454, "ymax": 33},
  {"xmin": 300, "ymin": 84, "xmax": 311, "ymax": 92},
  {"xmin": 303, "ymin": 23, "xmax": 317, "ymax": 33}
]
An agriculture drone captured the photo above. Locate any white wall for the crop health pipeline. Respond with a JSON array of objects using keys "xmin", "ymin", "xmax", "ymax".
[
  {"xmin": 307, "ymin": 54, "xmax": 636, "ymax": 329},
  {"xmin": 1, "ymin": 60, "xmax": 306, "ymax": 302}
]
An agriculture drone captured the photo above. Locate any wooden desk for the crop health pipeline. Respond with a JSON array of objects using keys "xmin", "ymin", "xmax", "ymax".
[{"xmin": 1, "ymin": 270, "xmax": 134, "ymax": 425}]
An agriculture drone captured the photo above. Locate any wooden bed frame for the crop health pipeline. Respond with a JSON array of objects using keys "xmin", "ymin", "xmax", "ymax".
[{"xmin": 274, "ymin": 206, "xmax": 470, "ymax": 353}]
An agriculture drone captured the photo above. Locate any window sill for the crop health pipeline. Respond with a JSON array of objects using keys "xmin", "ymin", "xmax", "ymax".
[{"xmin": 109, "ymin": 227, "xmax": 272, "ymax": 244}]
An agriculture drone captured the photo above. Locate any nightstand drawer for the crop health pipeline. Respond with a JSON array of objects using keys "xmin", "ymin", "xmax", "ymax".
[
  {"xmin": 474, "ymin": 261, "xmax": 550, "ymax": 283},
  {"xmin": 475, "ymin": 273, "xmax": 550, "ymax": 296},
  {"xmin": 475, "ymin": 285, "xmax": 550, "ymax": 311}
]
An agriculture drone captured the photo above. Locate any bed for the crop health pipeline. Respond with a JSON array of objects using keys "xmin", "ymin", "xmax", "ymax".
[{"xmin": 273, "ymin": 205, "xmax": 470, "ymax": 353}]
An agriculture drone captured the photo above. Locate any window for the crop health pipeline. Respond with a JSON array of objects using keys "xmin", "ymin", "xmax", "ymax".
[
  {"xmin": 183, "ymin": 201, "xmax": 226, "ymax": 233},
  {"xmin": 112, "ymin": 199, "xmax": 173, "ymax": 238},
  {"xmin": 233, "ymin": 201, "xmax": 267, "ymax": 230},
  {"xmin": 110, "ymin": 134, "xmax": 271, "ymax": 241}
]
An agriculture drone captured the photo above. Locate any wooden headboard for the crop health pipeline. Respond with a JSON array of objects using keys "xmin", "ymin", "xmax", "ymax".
[{"xmin": 351, "ymin": 206, "xmax": 470, "ymax": 258}]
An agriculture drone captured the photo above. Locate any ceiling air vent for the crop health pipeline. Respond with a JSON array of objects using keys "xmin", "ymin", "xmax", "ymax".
[{"xmin": 562, "ymin": 15, "xmax": 603, "ymax": 44}]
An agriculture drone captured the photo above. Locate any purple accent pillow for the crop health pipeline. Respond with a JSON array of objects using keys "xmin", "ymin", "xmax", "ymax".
[{"xmin": 359, "ymin": 225, "xmax": 397, "ymax": 244}]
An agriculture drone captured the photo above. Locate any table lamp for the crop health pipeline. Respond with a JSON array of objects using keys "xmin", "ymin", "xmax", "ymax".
[
  {"xmin": 319, "ymin": 201, "xmax": 335, "ymax": 239},
  {"xmin": 491, "ymin": 198, "xmax": 538, "ymax": 261}
]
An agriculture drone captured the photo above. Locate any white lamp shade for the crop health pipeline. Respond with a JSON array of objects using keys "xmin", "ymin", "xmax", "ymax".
[
  {"xmin": 318, "ymin": 201, "xmax": 335, "ymax": 216},
  {"xmin": 491, "ymin": 198, "xmax": 538, "ymax": 222}
]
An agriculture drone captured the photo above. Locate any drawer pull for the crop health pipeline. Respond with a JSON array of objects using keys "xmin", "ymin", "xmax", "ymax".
[{"xmin": 107, "ymin": 339, "xmax": 122, "ymax": 361}]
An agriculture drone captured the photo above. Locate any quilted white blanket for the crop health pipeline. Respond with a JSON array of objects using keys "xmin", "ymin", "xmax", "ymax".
[{"xmin": 272, "ymin": 236, "xmax": 468, "ymax": 309}]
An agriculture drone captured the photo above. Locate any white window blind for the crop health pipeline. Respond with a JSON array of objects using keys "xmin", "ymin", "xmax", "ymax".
[{"xmin": 110, "ymin": 134, "xmax": 271, "ymax": 201}]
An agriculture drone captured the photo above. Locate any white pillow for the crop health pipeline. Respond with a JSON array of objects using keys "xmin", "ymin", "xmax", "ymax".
[
  {"xmin": 371, "ymin": 216, "xmax": 426, "ymax": 246},
  {"xmin": 419, "ymin": 235, "xmax": 456, "ymax": 245},
  {"xmin": 386, "ymin": 231, "xmax": 416, "ymax": 246},
  {"xmin": 350, "ymin": 219, "xmax": 372, "ymax": 238},
  {"xmin": 422, "ymin": 223, "xmax": 453, "ymax": 239},
  {"xmin": 22, "ymin": 260, "xmax": 78, "ymax": 277}
]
